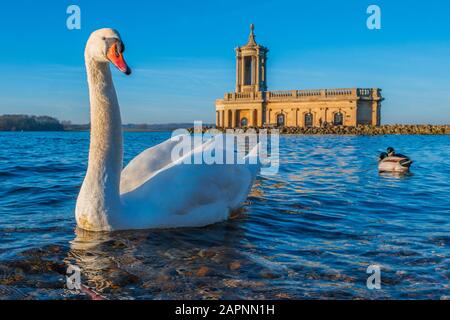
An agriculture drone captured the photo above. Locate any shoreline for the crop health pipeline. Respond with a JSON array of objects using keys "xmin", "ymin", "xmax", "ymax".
[
  {"xmin": 1, "ymin": 124, "xmax": 450, "ymax": 135},
  {"xmin": 189, "ymin": 124, "xmax": 450, "ymax": 135}
]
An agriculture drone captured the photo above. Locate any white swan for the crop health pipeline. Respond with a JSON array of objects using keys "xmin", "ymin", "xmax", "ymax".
[{"xmin": 75, "ymin": 28, "xmax": 259, "ymax": 232}]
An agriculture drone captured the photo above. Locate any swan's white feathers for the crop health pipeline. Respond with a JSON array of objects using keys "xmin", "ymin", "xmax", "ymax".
[
  {"xmin": 115, "ymin": 136, "xmax": 259, "ymax": 230},
  {"xmin": 120, "ymin": 137, "xmax": 185, "ymax": 194}
]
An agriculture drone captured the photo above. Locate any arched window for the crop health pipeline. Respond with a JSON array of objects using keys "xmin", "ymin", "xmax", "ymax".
[
  {"xmin": 334, "ymin": 112, "xmax": 343, "ymax": 126},
  {"xmin": 305, "ymin": 113, "xmax": 313, "ymax": 128},
  {"xmin": 244, "ymin": 56, "xmax": 253, "ymax": 86},
  {"xmin": 277, "ymin": 114, "xmax": 285, "ymax": 127},
  {"xmin": 240, "ymin": 117, "xmax": 248, "ymax": 127}
]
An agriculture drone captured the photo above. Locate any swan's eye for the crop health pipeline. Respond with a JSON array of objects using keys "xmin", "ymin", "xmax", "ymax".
[{"xmin": 117, "ymin": 42, "xmax": 125, "ymax": 54}]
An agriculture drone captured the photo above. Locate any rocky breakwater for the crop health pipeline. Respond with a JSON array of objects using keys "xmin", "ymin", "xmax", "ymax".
[{"xmin": 188, "ymin": 125, "xmax": 450, "ymax": 135}]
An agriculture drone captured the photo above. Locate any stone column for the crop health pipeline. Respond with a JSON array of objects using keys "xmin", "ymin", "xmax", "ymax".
[
  {"xmin": 251, "ymin": 56, "xmax": 255, "ymax": 86},
  {"xmin": 224, "ymin": 110, "xmax": 229, "ymax": 128},
  {"xmin": 372, "ymin": 102, "xmax": 379, "ymax": 126},
  {"xmin": 236, "ymin": 56, "xmax": 240, "ymax": 92},
  {"xmin": 232, "ymin": 110, "xmax": 237, "ymax": 128},
  {"xmin": 256, "ymin": 54, "xmax": 261, "ymax": 91},
  {"xmin": 257, "ymin": 109, "xmax": 262, "ymax": 127},
  {"xmin": 352, "ymin": 106, "xmax": 358, "ymax": 126},
  {"xmin": 241, "ymin": 57, "xmax": 245, "ymax": 88},
  {"xmin": 255, "ymin": 56, "xmax": 260, "ymax": 90}
]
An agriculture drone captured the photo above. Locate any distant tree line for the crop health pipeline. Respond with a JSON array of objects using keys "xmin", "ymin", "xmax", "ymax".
[
  {"xmin": 0, "ymin": 115, "xmax": 211, "ymax": 132},
  {"xmin": 0, "ymin": 115, "xmax": 64, "ymax": 131},
  {"xmin": 122, "ymin": 123, "xmax": 195, "ymax": 131}
]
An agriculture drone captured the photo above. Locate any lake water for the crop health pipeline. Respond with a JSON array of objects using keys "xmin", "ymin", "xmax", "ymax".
[{"xmin": 0, "ymin": 132, "xmax": 449, "ymax": 300}]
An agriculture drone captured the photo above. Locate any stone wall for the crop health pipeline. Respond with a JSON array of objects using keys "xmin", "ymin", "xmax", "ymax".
[{"xmin": 189, "ymin": 125, "xmax": 450, "ymax": 135}]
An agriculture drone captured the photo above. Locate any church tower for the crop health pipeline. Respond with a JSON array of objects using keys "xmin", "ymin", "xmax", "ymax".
[{"xmin": 235, "ymin": 24, "xmax": 268, "ymax": 93}]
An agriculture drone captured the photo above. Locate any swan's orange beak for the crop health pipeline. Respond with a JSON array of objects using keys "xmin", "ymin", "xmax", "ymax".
[{"xmin": 107, "ymin": 43, "xmax": 131, "ymax": 75}]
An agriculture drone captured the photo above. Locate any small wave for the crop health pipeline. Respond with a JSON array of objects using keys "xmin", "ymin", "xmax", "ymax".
[{"xmin": 1, "ymin": 133, "xmax": 450, "ymax": 299}]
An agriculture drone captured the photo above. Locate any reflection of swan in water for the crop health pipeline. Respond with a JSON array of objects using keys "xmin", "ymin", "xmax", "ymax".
[
  {"xmin": 76, "ymin": 28, "xmax": 259, "ymax": 232},
  {"xmin": 65, "ymin": 221, "xmax": 248, "ymax": 298},
  {"xmin": 65, "ymin": 229, "xmax": 119, "ymax": 297}
]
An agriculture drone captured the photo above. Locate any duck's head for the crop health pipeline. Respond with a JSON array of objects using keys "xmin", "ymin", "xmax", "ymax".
[
  {"xmin": 379, "ymin": 152, "xmax": 388, "ymax": 160},
  {"xmin": 85, "ymin": 28, "xmax": 131, "ymax": 75},
  {"xmin": 387, "ymin": 147, "xmax": 395, "ymax": 156}
]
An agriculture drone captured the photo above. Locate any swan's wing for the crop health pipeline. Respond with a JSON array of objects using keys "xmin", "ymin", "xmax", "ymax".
[
  {"xmin": 120, "ymin": 134, "xmax": 206, "ymax": 194},
  {"xmin": 118, "ymin": 138, "xmax": 260, "ymax": 229}
]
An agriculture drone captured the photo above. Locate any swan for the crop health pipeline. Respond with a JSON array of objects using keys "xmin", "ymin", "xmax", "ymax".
[{"xmin": 75, "ymin": 28, "xmax": 260, "ymax": 232}]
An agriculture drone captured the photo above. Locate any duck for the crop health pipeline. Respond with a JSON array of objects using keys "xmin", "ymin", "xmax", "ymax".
[
  {"xmin": 75, "ymin": 29, "xmax": 260, "ymax": 232},
  {"xmin": 378, "ymin": 147, "xmax": 413, "ymax": 173}
]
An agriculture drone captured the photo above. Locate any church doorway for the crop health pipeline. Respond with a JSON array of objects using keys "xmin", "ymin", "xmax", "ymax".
[
  {"xmin": 240, "ymin": 117, "xmax": 248, "ymax": 127},
  {"xmin": 305, "ymin": 113, "xmax": 313, "ymax": 128},
  {"xmin": 334, "ymin": 112, "xmax": 343, "ymax": 126},
  {"xmin": 276, "ymin": 114, "xmax": 285, "ymax": 127}
]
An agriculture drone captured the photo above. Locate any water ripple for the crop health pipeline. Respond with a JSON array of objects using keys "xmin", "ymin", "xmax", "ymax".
[{"xmin": 0, "ymin": 132, "xmax": 449, "ymax": 299}]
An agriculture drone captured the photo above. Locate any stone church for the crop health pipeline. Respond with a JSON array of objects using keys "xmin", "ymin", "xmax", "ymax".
[{"xmin": 215, "ymin": 25, "xmax": 384, "ymax": 128}]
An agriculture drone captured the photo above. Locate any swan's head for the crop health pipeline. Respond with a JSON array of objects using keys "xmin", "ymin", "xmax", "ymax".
[{"xmin": 85, "ymin": 28, "xmax": 131, "ymax": 75}]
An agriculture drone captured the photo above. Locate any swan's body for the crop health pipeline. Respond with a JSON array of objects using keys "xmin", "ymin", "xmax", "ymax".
[{"xmin": 76, "ymin": 29, "xmax": 259, "ymax": 231}]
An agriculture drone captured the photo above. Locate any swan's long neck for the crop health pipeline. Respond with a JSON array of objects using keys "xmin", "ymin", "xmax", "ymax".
[{"xmin": 76, "ymin": 59, "xmax": 123, "ymax": 231}]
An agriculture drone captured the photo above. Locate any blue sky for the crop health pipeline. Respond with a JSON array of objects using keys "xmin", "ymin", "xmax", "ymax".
[{"xmin": 0, "ymin": 0, "xmax": 449, "ymax": 124}]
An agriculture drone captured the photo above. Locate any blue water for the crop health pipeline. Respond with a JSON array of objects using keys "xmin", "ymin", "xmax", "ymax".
[{"xmin": 0, "ymin": 132, "xmax": 449, "ymax": 300}]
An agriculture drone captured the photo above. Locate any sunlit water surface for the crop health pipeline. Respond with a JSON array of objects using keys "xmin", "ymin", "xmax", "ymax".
[{"xmin": 0, "ymin": 132, "xmax": 449, "ymax": 300}]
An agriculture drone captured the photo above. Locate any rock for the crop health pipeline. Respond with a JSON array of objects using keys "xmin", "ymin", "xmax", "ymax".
[
  {"xmin": 0, "ymin": 266, "xmax": 25, "ymax": 286},
  {"xmin": 198, "ymin": 249, "xmax": 216, "ymax": 259},
  {"xmin": 175, "ymin": 268, "xmax": 193, "ymax": 277},
  {"xmin": 260, "ymin": 270, "xmax": 280, "ymax": 279},
  {"xmin": 228, "ymin": 261, "xmax": 241, "ymax": 271},
  {"xmin": 196, "ymin": 266, "xmax": 211, "ymax": 277},
  {"xmin": 112, "ymin": 241, "xmax": 127, "ymax": 249},
  {"xmin": 189, "ymin": 124, "xmax": 450, "ymax": 135},
  {"xmin": 155, "ymin": 273, "xmax": 171, "ymax": 283},
  {"xmin": 223, "ymin": 279, "xmax": 265, "ymax": 288},
  {"xmin": 275, "ymin": 292, "xmax": 291, "ymax": 299},
  {"xmin": 108, "ymin": 270, "xmax": 140, "ymax": 287}
]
